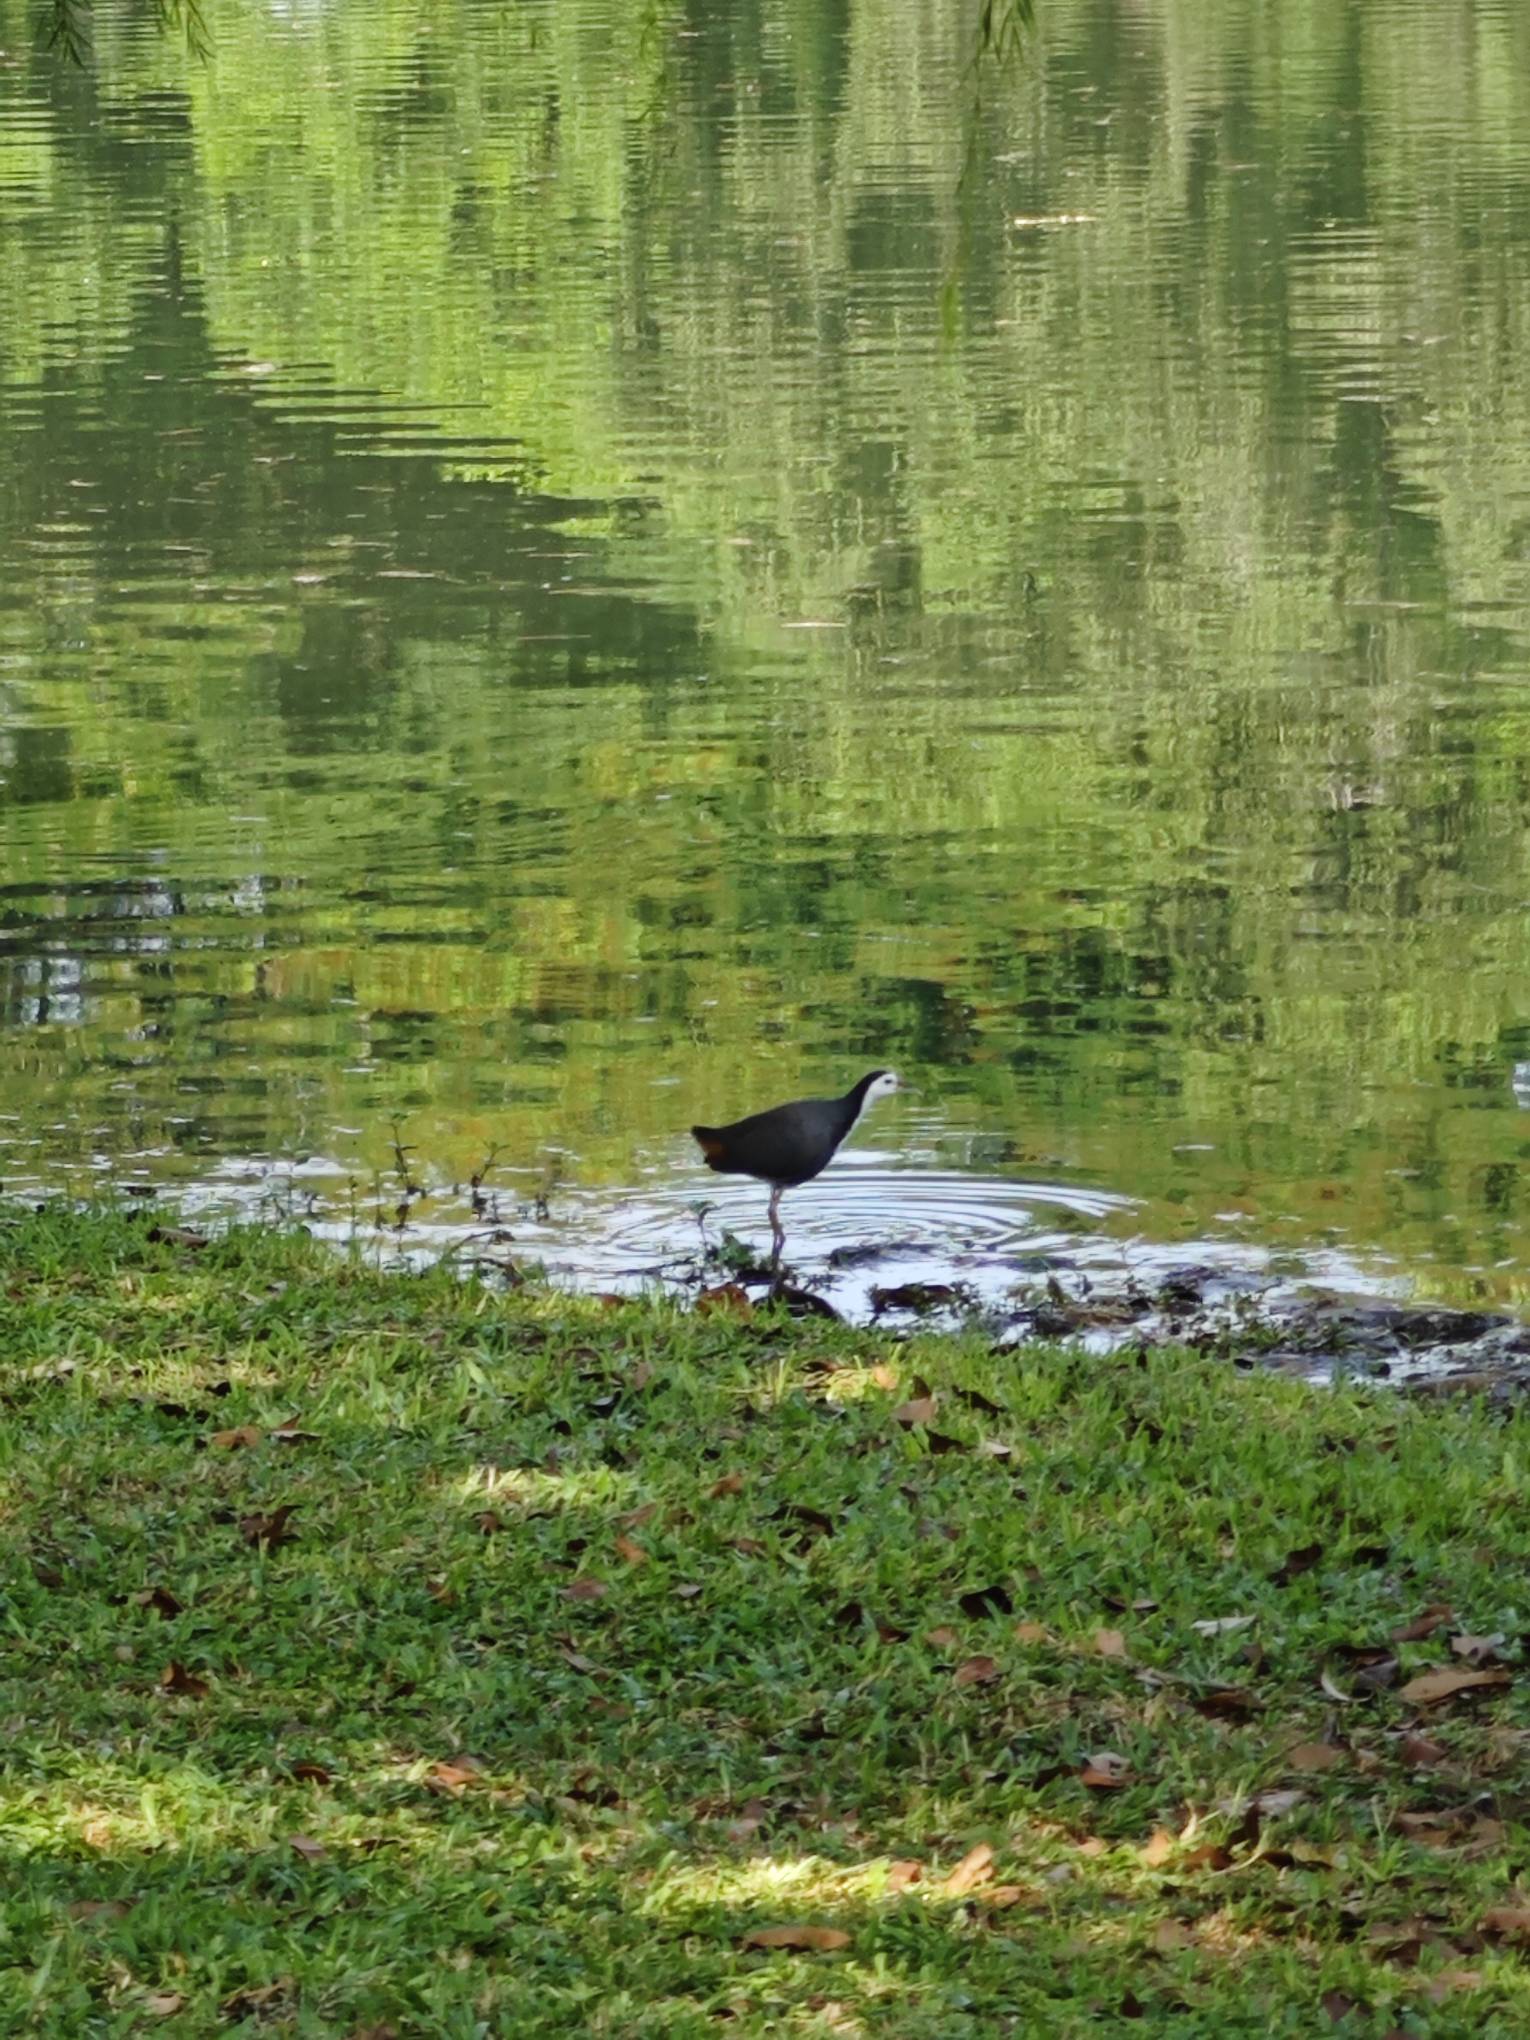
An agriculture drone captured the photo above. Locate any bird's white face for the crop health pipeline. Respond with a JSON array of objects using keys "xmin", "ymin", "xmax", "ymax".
[{"xmin": 866, "ymin": 1070, "xmax": 900, "ymax": 1104}]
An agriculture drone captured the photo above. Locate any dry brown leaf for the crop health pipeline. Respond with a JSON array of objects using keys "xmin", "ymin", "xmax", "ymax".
[
  {"xmin": 289, "ymin": 1834, "xmax": 326, "ymax": 1861},
  {"xmin": 133, "ymin": 1586, "xmax": 184, "ymax": 1618},
  {"xmin": 1482, "ymin": 1907, "xmax": 1530, "ymax": 1938},
  {"xmin": 697, "ymin": 1283, "xmax": 753, "ymax": 1318},
  {"xmin": 1392, "ymin": 1603, "xmax": 1454, "ymax": 1643},
  {"xmin": 944, "ymin": 1842, "xmax": 995, "ymax": 1895},
  {"xmin": 708, "ymin": 1473, "xmax": 745, "ymax": 1500},
  {"xmin": 210, "ymin": 1424, "xmax": 263, "ymax": 1451},
  {"xmin": 1288, "ymin": 1741, "xmax": 1346, "ymax": 1773},
  {"xmin": 424, "ymin": 1759, "xmax": 481, "ymax": 1796},
  {"xmin": 953, "ymin": 1655, "xmax": 1000, "ymax": 1688},
  {"xmin": 1399, "ymin": 1732, "xmax": 1448, "ymax": 1766},
  {"xmin": 613, "ymin": 1536, "xmax": 648, "ymax": 1567},
  {"xmin": 885, "ymin": 1859, "xmax": 922, "ymax": 1891},
  {"xmin": 1093, "ymin": 1627, "xmax": 1129, "ymax": 1659},
  {"xmin": 925, "ymin": 1626, "xmax": 960, "ymax": 1651},
  {"xmin": 1400, "ymin": 1666, "xmax": 1511, "ymax": 1706},
  {"xmin": 270, "ymin": 1424, "xmax": 319, "ymax": 1445},
  {"xmin": 68, "ymin": 1899, "xmax": 131, "ymax": 1922},
  {"xmin": 239, "ymin": 1503, "xmax": 299, "ymax": 1550},
  {"xmin": 145, "ymin": 1993, "xmax": 186, "ymax": 2018},
  {"xmin": 291, "ymin": 1760, "xmax": 333, "ymax": 1784},
  {"xmin": 1152, "ymin": 1919, "xmax": 1195, "ymax": 1952},
  {"xmin": 1191, "ymin": 1614, "xmax": 1254, "ymax": 1636},
  {"xmin": 1080, "ymin": 1750, "xmax": 1133, "ymax": 1789},
  {"xmin": 159, "ymin": 1661, "xmax": 208, "ymax": 1698},
  {"xmin": 1140, "ymin": 1827, "xmax": 1176, "ymax": 1868},
  {"xmin": 741, "ymin": 1924, "xmax": 851, "ymax": 1952},
  {"xmin": 1012, "ymin": 1620, "xmax": 1050, "ymax": 1645},
  {"xmin": 980, "ymin": 1884, "xmax": 1035, "ymax": 1911},
  {"xmin": 619, "ymin": 1502, "xmax": 658, "ymax": 1529},
  {"xmin": 1426, "ymin": 1970, "xmax": 1485, "ymax": 2000},
  {"xmin": 564, "ymin": 1576, "xmax": 609, "ymax": 1602},
  {"xmin": 892, "ymin": 1396, "xmax": 938, "ymax": 1427}
]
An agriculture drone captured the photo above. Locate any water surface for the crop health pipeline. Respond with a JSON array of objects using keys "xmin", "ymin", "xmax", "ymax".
[{"xmin": 3, "ymin": 0, "xmax": 1530, "ymax": 1309}]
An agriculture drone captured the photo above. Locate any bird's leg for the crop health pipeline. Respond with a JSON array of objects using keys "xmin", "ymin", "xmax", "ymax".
[{"xmin": 767, "ymin": 1186, "xmax": 785, "ymax": 1268}]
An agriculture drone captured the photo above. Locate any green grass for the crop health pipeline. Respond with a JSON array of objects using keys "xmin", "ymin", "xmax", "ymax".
[{"xmin": 4, "ymin": 1207, "xmax": 1530, "ymax": 2036}]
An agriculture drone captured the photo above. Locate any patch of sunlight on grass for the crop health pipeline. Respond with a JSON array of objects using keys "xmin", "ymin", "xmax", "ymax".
[{"xmin": 458, "ymin": 1462, "xmax": 634, "ymax": 1507}]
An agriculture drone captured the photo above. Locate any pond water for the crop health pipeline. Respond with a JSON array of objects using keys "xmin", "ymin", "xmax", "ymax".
[{"xmin": 3, "ymin": 0, "xmax": 1530, "ymax": 1314}]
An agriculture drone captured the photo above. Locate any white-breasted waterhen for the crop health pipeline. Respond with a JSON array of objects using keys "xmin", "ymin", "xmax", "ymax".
[{"xmin": 691, "ymin": 1069, "xmax": 900, "ymax": 1263}]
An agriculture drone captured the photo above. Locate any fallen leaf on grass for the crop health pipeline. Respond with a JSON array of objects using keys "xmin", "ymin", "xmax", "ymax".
[
  {"xmin": 958, "ymin": 1584, "xmax": 1013, "ymax": 1619},
  {"xmin": 1392, "ymin": 1603, "xmax": 1454, "ymax": 1643},
  {"xmin": 1192, "ymin": 1615, "xmax": 1254, "ymax": 1636},
  {"xmin": 1271, "ymin": 1541, "xmax": 1324, "ymax": 1585},
  {"xmin": 159, "ymin": 1661, "xmax": 208, "ymax": 1698},
  {"xmin": 944, "ymin": 1843, "xmax": 995, "ymax": 1894},
  {"xmin": 1151, "ymin": 1920, "xmax": 1195, "ymax": 1953},
  {"xmin": 885, "ymin": 1859, "xmax": 922, "ymax": 1891},
  {"xmin": 1093, "ymin": 1628, "xmax": 1129, "ymax": 1659},
  {"xmin": 270, "ymin": 1423, "xmax": 319, "ymax": 1445},
  {"xmin": 892, "ymin": 1396, "xmax": 938, "ymax": 1427},
  {"xmin": 708, "ymin": 1473, "xmax": 745, "ymax": 1500},
  {"xmin": 979, "ymin": 1884, "xmax": 1035, "ymax": 1911},
  {"xmin": 1012, "ymin": 1620, "xmax": 1050, "ymax": 1645},
  {"xmin": 133, "ymin": 1586, "xmax": 183, "ymax": 1618},
  {"xmin": 1399, "ymin": 1732, "xmax": 1448, "ymax": 1766},
  {"xmin": 1321, "ymin": 1991, "xmax": 1358, "ymax": 2024},
  {"xmin": 741, "ymin": 1924, "xmax": 851, "ymax": 1952},
  {"xmin": 564, "ymin": 1576, "xmax": 609, "ymax": 1602},
  {"xmin": 67, "ymin": 1899, "xmax": 131, "ymax": 1922},
  {"xmin": 619, "ymin": 1502, "xmax": 658, "ymax": 1530},
  {"xmin": 145, "ymin": 1993, "xmax": 186, "ymax": 2018},
  {"xmin": 1400, "ymin": 1666, "xmax": 1510, "ymax": 1706},
  {"xmin": 926, "ymin": 1626, "xmax": 960, "ymax": 1650},
  {"xmin": 239, "ymin": 1504, "xmax": 299, "ymax": 1550},
  {"xmin": 697, "ymin": 1284, "xmax": 753, "ymax": 1318},
  {"xmin": 1080, "ymin": 1750, "xmax": 1133, "ymax": 1789},
  {"xmin": 210, "ymin": 1424, "xmax": 264, "ymax": 1451},
  {"xmin": 953, "ymin": 1655, "xmax": 1000, "ymax": 1688},
  {"xmin": 1482, "ymin": 1907, "xmax": 1530, "ymax": 1938},
  {"xmin": 1288, "ymin": 1742, "xmax": 1347, "ymax": 1773},
  {"xmin": 1426, "ymin": 1970, "xmax": 1485, "ymax": 2000},
  {"xmin": 1451, "ymin": 1633, "xmax": 1506, "ymax": 1666},
  {"xmin": 774, "ymin": 1502, "xmax": 835, "ymax": 1543},
  {"xmin": 1191, "ymin": 1686, "xmax": 1260, "ymax": 1721},
  {"xmin": 674, "ymin": 1582, "xmax": 703, "ymax": 1600},
  {"xmin": 289, "ymin": 1834, "xmax": 326, "ymax": 1861},
  {"xmin": 613, "ymin": 1535, "xmax": 648, "ymax": 1566},
  {"xmin": 1140, "ymin": 1827, "xmax": 1177, "ymax": 1868},
  {"xmin": 290, "ymin": 1761, "xmax": 332, "ymax": 1783},
  {"xmin": 146, "ymin": 1225, "xmax": 208, "ymax": 1249},
  {"xmin": 424, "ymin": 1760, "xmax": 482, "ymax": 1796}
]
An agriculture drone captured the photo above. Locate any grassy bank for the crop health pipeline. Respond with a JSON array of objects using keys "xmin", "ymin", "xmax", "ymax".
[{"xmin": 3, "ymin": 1208, "xmax": 1530, "ymax": 2036}]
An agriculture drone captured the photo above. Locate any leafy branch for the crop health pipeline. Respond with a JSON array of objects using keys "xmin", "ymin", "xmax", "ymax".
[{"xmin": 42, "ymin": 0, "xmax": 210, "ymax": 65}]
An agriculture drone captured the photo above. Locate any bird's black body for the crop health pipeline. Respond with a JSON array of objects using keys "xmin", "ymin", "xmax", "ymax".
[{"xmin": 691, "ymin": 1070, "xmax": 896, "ymax": 1263}]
